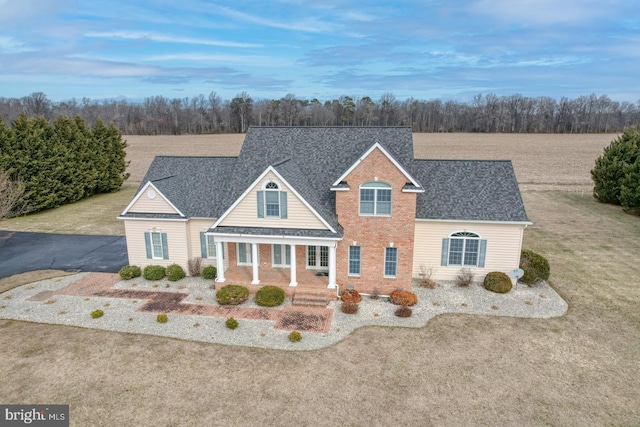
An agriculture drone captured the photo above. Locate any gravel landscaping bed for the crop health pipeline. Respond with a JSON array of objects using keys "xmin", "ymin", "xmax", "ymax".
[{"xmin": 0, "ymin": 273, "xmax": 567, "ymax": 351}]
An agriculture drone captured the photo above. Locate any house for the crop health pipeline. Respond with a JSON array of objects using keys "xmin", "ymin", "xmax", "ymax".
[{"xmin": 119, "ymin": 126, "xmax": 530, "ymax": 296}]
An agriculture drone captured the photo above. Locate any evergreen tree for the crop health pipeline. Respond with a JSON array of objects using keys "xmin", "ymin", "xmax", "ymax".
[{"xmin": 591, "ymin": 127, "xmax": 640, "ymax": 206}]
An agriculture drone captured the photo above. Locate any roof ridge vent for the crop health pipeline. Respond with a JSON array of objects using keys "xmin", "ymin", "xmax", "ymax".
[{"xmin": 272, "ymin": 157, "xmax": 292, "ymax": 167}]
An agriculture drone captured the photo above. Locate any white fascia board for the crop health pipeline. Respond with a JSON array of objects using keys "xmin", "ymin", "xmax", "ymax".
[
  {"xmin": 331, "ymin": 142, "xmax": 422, "ymax": 188},
  {"xmin": 401, "ymin": 188, "xmax": 425, "ymax": 193},
  {"xmin": 117, "ymin": 216, "xmax": 188, "ymax": 222},
  {"xmin": 209, "ymin": 232, "xmax": 342, "ymax": 247},
  {"xmin": 119, "ymin": 181, "xmax": 186, "ymax": 217},
  {"xmin": 416, "ymin": 218, "xmax": 533, "ymax": 226},
  {"xmin": 212, "ymin": 165, "xmax": 337, "ymax": 233}
]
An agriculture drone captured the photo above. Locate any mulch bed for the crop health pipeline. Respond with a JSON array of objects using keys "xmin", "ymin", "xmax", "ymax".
[{"xmin": 28, "ymin": 272, "xmax": 332, "ymax": 332}]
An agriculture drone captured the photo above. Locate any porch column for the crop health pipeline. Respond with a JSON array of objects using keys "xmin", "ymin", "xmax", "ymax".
[
  {"xmin": 251, "ymin": 243, "xmax": 260, "ymax": 285},
  {"xmin": 215, "ymin": 241, "xmax": 225, "ymax": 283},
  {"xmin": 327, "ymin": 244, "xmax": 337, "ymax": 289},
  {"xmin": 289, "ymin": 244, "xmax": 297, "ymax": 287}
]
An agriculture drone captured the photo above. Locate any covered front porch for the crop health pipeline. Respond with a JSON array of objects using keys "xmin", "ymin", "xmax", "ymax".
[{"xmin": 208, "ymin": 227, "xmax": 342, "ymax": 300}]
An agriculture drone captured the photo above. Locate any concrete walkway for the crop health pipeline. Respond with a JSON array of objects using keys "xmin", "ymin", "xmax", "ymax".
[{"xmin": 0, "ymin": 273, "xmax": 568, "ymax": 351}]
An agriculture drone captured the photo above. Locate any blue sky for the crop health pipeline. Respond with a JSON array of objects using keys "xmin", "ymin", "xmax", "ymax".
[{"xmin": 1, "ymin": 0, "xmax": 638, "ymax": 102}]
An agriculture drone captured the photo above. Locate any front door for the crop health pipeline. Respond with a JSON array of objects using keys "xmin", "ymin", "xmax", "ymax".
[{"xmin": 306, "ymin": 245, "xmax": 328, "ymax": 270}]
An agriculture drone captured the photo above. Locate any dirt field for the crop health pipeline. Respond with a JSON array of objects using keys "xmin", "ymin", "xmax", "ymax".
[{"xmin": 125, "ymin": 132, "xmax": 615, "ymax": 191}]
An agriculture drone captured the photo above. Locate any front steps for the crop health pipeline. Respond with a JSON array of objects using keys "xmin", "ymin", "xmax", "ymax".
[{"xmin": 292, "ymin": 288, "xmax": 335, "ymax": 307}]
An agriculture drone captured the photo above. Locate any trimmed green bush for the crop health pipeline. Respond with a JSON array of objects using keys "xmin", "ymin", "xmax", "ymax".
[
  {"xmin": 119, "ymin": 265, "xmax": 141, "ymax": 280},
  {"xmin": 288, "ymin": 331, "xmax": 302, "ymax": 342},
  {"xmin": 483, "ymin": 272, "xmax": 513, "ymax": 293},
  {"xmin": 143, "ymin": 265, "xmax": 166, "ymax": 281},
  {"xmin": 225, "ymin": 317, "xmax": 239, "ymax": 330},
  {"xmin": 216, "ymin": 284, "xmax": 249, "ymax": 305},
  {"xmin": 90, "ymin": 309, "xmax": 104, "ymax": 319},
  {"xmin": 202, "ymin": 265, "xmax": 217, "ymax": 280},
  {"xmin": 519, "ymin": 249, "xmax": 550, "ymax": 285},
  {"xmin": 255, "ymin": 285, "xmax": 286, "ymax": 307},
  {"xmin": 166, "ymin": 264, "xmax": 186, "ymax": 281},
  {"xmin": 157, "ymin": 313, "xmax": 168, "ymax": 323}
]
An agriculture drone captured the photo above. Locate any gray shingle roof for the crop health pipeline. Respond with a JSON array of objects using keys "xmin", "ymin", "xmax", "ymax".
[{"xmin": 123, "ymin": 127, "xmax": 529, "ymax": 226}]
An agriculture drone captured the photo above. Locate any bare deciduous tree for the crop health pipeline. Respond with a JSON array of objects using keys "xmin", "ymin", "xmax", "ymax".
[{"xmin": 0, "ymin": 170, "xmax": 31, "ymax": 219}]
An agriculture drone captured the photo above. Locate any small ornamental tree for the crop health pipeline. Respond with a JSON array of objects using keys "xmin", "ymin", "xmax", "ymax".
[{"xmin": 591, "ymin": 127, "xmax": 640, "ymax": 209}]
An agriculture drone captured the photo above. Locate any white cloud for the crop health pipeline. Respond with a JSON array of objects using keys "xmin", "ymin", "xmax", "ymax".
[
  {"xmin": 0, "ymin": 36, "xmax": 34, "ymax": 53},
  {"xmin": 85, "ymin": 31, "xmax": 261, "ymax": 48}
]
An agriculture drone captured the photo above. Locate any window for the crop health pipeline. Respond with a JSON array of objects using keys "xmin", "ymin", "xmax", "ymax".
[
  {"xmin": 384, "ymin": 247, "xmax": 398, "ymax": 277},
  {"xmin": 272, "ymin": 244, "xmax": 291, "ymax": 267},
  {"xmin": 199, "ymin": 233, "xmax": 224, "ymax": 259},
  {"xmin": 145, "ymin": 231, "xmax": 168, "ymax": 260},
  {"xmin": 442, "ymin": 232, "xmax": 486, "ymax": 267},
  {"xmin": 360, "ymin": 182, "xmax": 391, "ymax": 216},
  {"xmin": 307, "ymin": 245, "xmax": 329, "ymax": 270},
  {"xmin": 237, "ymin": 243, "xmax": 254, "ymax": 265},
  {"xmin": 257, "ymin": 181, "xmax": 288, "ymax": 219},
  {"xmin": 348, "ymin": 246, "xmax": 361, "ymax": 276}
]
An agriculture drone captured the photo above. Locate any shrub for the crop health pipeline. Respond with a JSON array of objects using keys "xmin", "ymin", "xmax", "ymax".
[
  {"xmin": 119, "ymin": 265, "xmax": 141, "ymax": 280},
  {"xmin": 591, "ymin": 126, "xmax": 640, "ymax": 207},
  {"xmin": 389, "ymin": 289, "xmax": 418, "ymax": 306},
  {"xmin": 340, "ymin": 288, "xmax": 362, "ymax": 303},
  {"xmin": 157, "ymin": 313, "xmax": 168, "ymax": 323},
  {"xmin": 255, "ymin": 285, "xmax": 285, "ymax": 307},
  {"xmin": 166, "ymin": 264, "xmax": 186, "ymax": 281},
  {"xmin": 288, "ymin": 331, "xmax": 302, "ymax": 342},
  {"xmin": 456, "ymin": 268, "xmax": 475, "ymax": 287},
  {"xmin": 369, "ymin": 288, "xmax": 380, "ymax": 300},
  {"xmin": 225, "ymin": 317, "xmax": 239, "ymax": 330},
  {"xmin": 188, "ymin": 257, "xmax": 202, "ymax": 276},
  {"xmin": 483, "ymin": 271, "xmax": 513, "ymax": 293},
  {"xmin": 341, "ymin": 302, "xmax": 359, "ymax": 314},
  {"xmin": 216, "ymin": 284, "xmax": 249, "ymax": 305},
  {"xmin": 143, "ymin": 265, "xmax": 166, "ymax": 281},
  {"xmin": 90, "ymin": 309, "xmax": 104, "ymax": 319},
  {"xmin": 520, "ymin": 249, "xmax": 550, "ymax": 285},
  {"xmin": 394, "ymin": 306, "xmax": 413, "ymax": 318},
  {"xmin": 202, "ymin": 265, "xmax": 217, "ymax": 280}
]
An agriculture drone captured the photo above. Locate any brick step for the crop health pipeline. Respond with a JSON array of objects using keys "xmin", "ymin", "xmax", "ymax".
[{"xmin": 292, "ymin": 289, "xmax": 334, "ymax": 307}]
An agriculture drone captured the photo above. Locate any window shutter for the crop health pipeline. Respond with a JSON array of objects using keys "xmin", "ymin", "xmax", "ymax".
[
  {"xmin": 280, "ymin": 191, "xmax": 288, "ymax": 218},
  {"xmin": 161, "ymin": 233, "xmax": 169, "ymax": 260},
  {"xmin": 257, "ymin": 191, "xmax": 264, "ymax": 218},
  {"xmin": 440, "ymin": 238, "xmax": 449, "ymax": 266},
  {"xmin": 478, "ymin": 239, "xmax": 487, "ymax": 268},
  {"xmin": 200, "ymin": 232, "xmax": 207, "ymax": 258},
  {"xmin": 144, "ymin": 232, "xmax": 152, "ymax": 259}
]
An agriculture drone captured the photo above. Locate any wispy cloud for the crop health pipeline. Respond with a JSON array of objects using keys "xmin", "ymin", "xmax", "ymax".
[
  {"xmin": 85, "ymin": 31, "xmax": 261, "ymax": 48},
  {"xmin": 0, "ymin": 36, "xmax": 34, "ymax": 53}
]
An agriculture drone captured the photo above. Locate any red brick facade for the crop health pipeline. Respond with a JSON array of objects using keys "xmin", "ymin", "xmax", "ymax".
[{"xmin": 334, "ymin": 147, "xmax": 417, "ymax": 295}]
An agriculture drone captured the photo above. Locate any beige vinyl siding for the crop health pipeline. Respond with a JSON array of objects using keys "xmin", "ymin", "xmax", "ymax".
[
  {"xmin": 413, "ymin": 221, "xmax": 525, "ymax": 282},
  {"xmin": 129, "ymin": 189, "xmax": 179, "ymax": 214},
  {"xmin": 219, "ymin": 171, "xmax": 327, "ymax": 230},
  {"xmin": 124, "ymin": 220, "xmax": 189, "ymax": 272},
  {"xmin": 188, "ymin": 219, "xmax": 229, "ymax": 271}
]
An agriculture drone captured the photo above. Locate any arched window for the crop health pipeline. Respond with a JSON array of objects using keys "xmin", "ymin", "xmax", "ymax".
[
  {"xmin": 257, "ymin": 181, "xmax": 288, "ymax": 219},
  {"xmin": 359, "ymin": 182, "xmax": 391, "ymax": 216},
  {"xmin": 442, "ymin": 232, "xmax": 486, "ymax": 267}
]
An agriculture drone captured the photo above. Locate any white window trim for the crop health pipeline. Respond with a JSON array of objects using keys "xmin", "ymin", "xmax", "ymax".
[
  {"xmin": 447, "ymin": 231, "xmax": 481, "ymax": 267},
  {"xmin": 205, "ymin": 235, "xmax": 217, "ymax": 259},
  {"xmin": 306, "ymin": 245, "xmax": 329, "ymax": 271},
  {"xmin": 236, "ymin": 242, "xmax": 254, "ymax": 266},
  {"xmin": 271, "ymin": 244, "xmax": 291, "ymax": 268},
  {"xmin": 383, "ymin": 247, "xmax": 398, "ymax": 278},
  {"xmin": 348, "ymin": 245, "xmax": 361, "ymax": 277},
  {"xmin": 359, "ymin": 182, "xmax": 392, "ymax": 217},
  {"xmin": 150, "ymin": 231, "xmax": 164, "ymax": 260},
  {"xmin": 263, "ymin": 180, "xmax": 282, "ymax": 219}
]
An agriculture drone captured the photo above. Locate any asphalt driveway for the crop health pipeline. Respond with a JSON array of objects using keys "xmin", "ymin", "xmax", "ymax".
[{"xmin": 0, "ymin": 231, "xmax": 128, "ymax": 278}]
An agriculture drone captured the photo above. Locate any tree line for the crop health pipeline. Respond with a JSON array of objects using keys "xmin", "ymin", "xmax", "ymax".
[
  {"xmin": 0, "ymin": 114, "xmax": 129, "ymax": 216},
  {"xmin": 1, "ymin": 91, "xmax": 638, "ymax": 135}
]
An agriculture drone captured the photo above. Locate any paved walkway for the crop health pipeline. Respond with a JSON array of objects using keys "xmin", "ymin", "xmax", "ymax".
[{"xmin": 0, "ymin": 272, "xmax": 568, "ymax": 351}]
